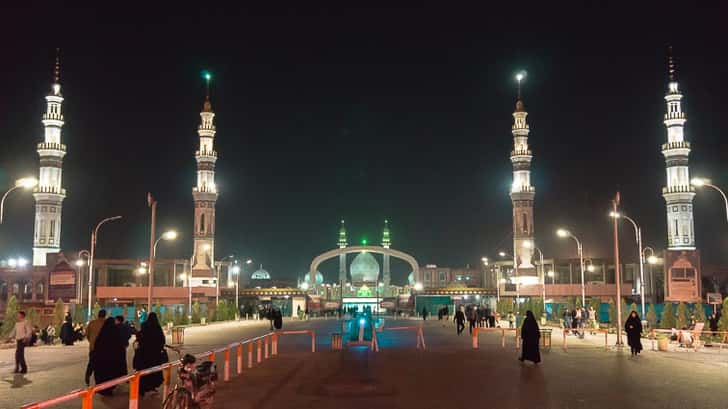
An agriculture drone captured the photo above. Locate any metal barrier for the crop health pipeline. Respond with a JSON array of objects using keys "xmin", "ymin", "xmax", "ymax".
[
  {"xmin": 372, "ymin": 323, "xmax": 426, "ymax": 352},
  {"xmin": 20, "ymin": 330, "xmax": 315, "ymax": 409},
  {"xmin": 471, "ymin": 327, "xmax": 519, "ymax": 350}
]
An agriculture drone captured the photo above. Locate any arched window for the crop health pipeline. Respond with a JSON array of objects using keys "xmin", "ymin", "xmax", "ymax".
[
  {"xmin": 200, "ymin": 213, "xmax": 206, "ymax": 234},
  {"xmin": 522, "ymin": 213, "xmax": 528, "ymax": 234},
  {"xmin": 36, "ymin": 281, "xmax": 44, "ymax": 295}
]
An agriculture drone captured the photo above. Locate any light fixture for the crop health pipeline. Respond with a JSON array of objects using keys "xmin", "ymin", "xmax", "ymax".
[
  {"xmin": 301, "ymin": 282, "xmax": 309, "ymax": 290},
  {"xmin": 8, "ymin": 258, "xmax": 17, "ymax": 267},
  {"xmin": 556, "ymin": 229, "xmax": 570, "ymax": 238},
  {"xmin": 231, "ymin": 266, "xmax": 241, "ymax": 275},
  {"xmin": 245, "ymin": 259, "xmax": 253, "ymax": 264},
  {"xmin": 691, "ymin": 178, "xmax": 709, "ymax": 187},
  {"xmin": 647, "ymin": 256, "xmax": 659, "ymax": 265},
  {"xmin": 609, "ymin": 211, "xmax": 621, "ymax": 218},
  {"xmin": 498, "ymin": 251, "xmax": 507, "ymax": 257},
  {"xmin": 587, "ymin": 265, "xmax": 596, "ymax": 273},
  {"xmin": 162, "ymin": 230, "xmax": 178, "ymax": 240},
  {"xmin": 15, "ymin": 177, "xmax": 38, "ymax": 189},
  {"xmin": 137, "ymin": 267, "xmax": 147, "ymax": 275},
  {"xmin": 75, "ymin": 259, "xmax": 85, "ymax": 267},
  {"xmin": 178, "ymin": 273, "xmax": 187, "ymax": 281},
  {"xmin": 547, "ymin": 271, "xmax": 555, "ymax": 278},
  {"xmin": 414, "ymin": 282, "xmax": 424, "ymax": 291},
  {"xmin": 203, "ymin": 244, "xmax": 212, "ymax": 251},
  {"xmin": 17, "ymin": 258, "xmax": 28, "ymax": 267},
  {"xmin": 522, "ymin": 240, "xmax": 533, "ymax": 249}
]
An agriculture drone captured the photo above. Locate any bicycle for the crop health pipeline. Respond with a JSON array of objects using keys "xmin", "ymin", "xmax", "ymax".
[{"xmin": 162, "ymin": 345, "xmax": 217, "ymax": 409}]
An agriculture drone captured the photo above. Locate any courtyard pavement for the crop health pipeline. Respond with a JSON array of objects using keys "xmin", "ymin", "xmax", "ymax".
[{"xmin": 4, "ymin": 317, "xmax": 728, "ymax": 408}]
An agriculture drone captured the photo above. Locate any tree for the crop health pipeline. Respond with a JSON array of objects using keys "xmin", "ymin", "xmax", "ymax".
[
  {"xmin": 532, "ymin": 298, "xmax": 544, "ymax": 321},
  {"xmin": 646, "ymin": 304, "xmax": 657, "ymax": 329},
  {"xmin": 92, "ymin": 302, "xmax": 101, "ymax": 321},
  {"xmin": 163, "ymin": 305, "xmax": 173, "ymax": 325},
  {"xmin": 53, "ymin": 298, "xmax": 65, "ymax": 333},
  {"xmin": 621, "ymin": 299, "xmax": 631, "ymax": 323},
  {"xmin": 565, "ymin": 296, "xmax": 576, "ymax": 311},
  {"xmin": 27, "ymin": 307, "xmax": 40, "ymax": 328},
  {"xmin": 719, "ymin": 297, "xmax": 728, "ymax": 332},
  {"xmin": 676, "ymin": 302, "xmax": 688, "ymax": 329},
  {"xmin": 154, "ymin": 300, "xmax": 162, "ymax": 324},
  {"xmin": 607, "ymin": 298, "xmax": 616, "ymax": 326},
  {"xmin": 661, "ymin": 303, "xmax": 676, "ymax": 329},
  {"xmin": 693, "ymin": 302, "xmax": 707, "ymax": 324},
  {"xmin": 1, "ymin": 296, "xmax": 18, "ymax": 337},
  {"xmin": 192, "ymin": 301, "xmax": 201, "ymax": 324},
  {"xmin": 575, "ymin": 296, "xmax": 583, "ymax": 309}
]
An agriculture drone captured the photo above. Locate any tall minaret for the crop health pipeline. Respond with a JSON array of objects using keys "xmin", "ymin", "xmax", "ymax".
[
  {"xmin": 381, "ymin": 219, "xmax": 391, "ymax": 286},
  {"xmin": 661, "ymin": 48, "xmax": 701, "ymax": 302},
  {"xmin": 662, "ymin": 49, "xmax": 695, "ymax": 250},
  {"xmin": 33, "ymin": 49, "xmax": 67, "ymax": 266},
  {"xmin": 509, "ymin": 73, "xmax": 535, "ymax": 271},
  {"xmin": 191, "ymin": 72, "xmax": 218, "ymax": 280},
  {"xmin": 338, "ymin": 220, "xmax": 348, "ymax": 284}
]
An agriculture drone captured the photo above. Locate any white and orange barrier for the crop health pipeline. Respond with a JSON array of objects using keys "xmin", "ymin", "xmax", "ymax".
[
  {"xmin": 20, "ymin": 329, "xmax": 316, "ymax": 409},
  {"xmin": 372, "ymin": 323, "xmax": 426, "ymax": 351},
  {"xmin": 471, "ymin": 327, "xmax": 519, "ymax": 350}
]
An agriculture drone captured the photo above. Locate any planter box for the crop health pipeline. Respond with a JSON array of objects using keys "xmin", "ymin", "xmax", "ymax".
[{"xmin": 657, "ymin": 337, "xmax": 669, "ymax": 351}]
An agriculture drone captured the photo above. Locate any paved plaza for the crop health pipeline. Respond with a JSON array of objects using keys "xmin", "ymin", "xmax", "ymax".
[{"xmin": 3, "ymin": 318, "xmax": 728, "ymax": 408}]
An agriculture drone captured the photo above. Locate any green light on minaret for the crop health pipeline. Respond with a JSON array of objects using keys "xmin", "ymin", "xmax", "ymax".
[
  {"xmin": 202, "ymin": 70, "xmax": 212, "ymax": 81},
  {"xmin": 381, "ymin": 219, "xmax": 391, "ymax": 248},
  {"xmin": 338, "ymin": 219, "xmax": 348, "ymax": 248},
  {"xmin": 361, "ymin": 238, "xmax": 368, "ymax": 245}
]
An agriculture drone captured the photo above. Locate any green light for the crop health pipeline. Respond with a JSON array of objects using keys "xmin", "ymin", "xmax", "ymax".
[
  {"xmin": 361, "ymin": 238, "xmax": 367, "ymax": 245},
  {"xmin": 202, "ymin": 71, "xmax": 212, "ymax": 81}
]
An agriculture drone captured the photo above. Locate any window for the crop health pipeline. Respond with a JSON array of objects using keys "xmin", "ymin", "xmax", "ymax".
[
  {"xmin": 522, "ymin": 213, "xmax": 528, "ymax": 233},
  {"xmin": 200, "ymin": 213, "xmax": 206, "ymax": 234},
  {"xmin": 671, "ymin": 267, "xmax": 695, "ymax": 281},
  {"xmin": 438, "ymin": 272, "xmax": 446, "ymax": 282},
  {"xmin": 674, "ymin": 219, "xmax": 679, "ymax": 236},
  {"xmin": 50, "ymin": 220, "xmax": 56, "ymax": 237}
]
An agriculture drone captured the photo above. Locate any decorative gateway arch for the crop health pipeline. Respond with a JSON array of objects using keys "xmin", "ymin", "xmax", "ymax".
[{"xmin": 308, "ymin": 245, "xmax": 419, "ymax": 288}]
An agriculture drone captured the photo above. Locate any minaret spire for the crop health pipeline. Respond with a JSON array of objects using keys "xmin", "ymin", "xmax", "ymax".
[
  {"xmin": 382, "ymin": 219, "xmax": 391, "ymax": 287},
  {"xmin": 33, "ymin": 50, "xmax": 67, "ymax": 266},
  {"xmin": 192, "ymin": 71, "xmax": 219, "ymax": 282},
  {"xmin": 509, "ymin": 71, "xmax": 535, "ymax": 274},
  {"xmin": 338, "ymin": 219, "xmax": 348, "ymax": 286},
  {"xmin": 53, "ymin": 48, "xmax": 61, "ymax": 85},
  {"xmin": 661, "ymin": 47, "xmax": 701, "ymax": 302}
]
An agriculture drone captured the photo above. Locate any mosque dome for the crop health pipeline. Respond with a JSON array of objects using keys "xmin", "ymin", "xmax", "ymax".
[
  {"xmin": 350, "ymin": 252, "xmax": 379, "ymax": 282},
  {"xmin": 250, "ymin": 267, "xmax": 271, "ymax": 280},
  {"xmin": 304, "ymin": 271, "xmax": 324, "ymax": 285},
  {"xmin": 408, "ymin": 272, "xmax": 415, "ymax": 286}
]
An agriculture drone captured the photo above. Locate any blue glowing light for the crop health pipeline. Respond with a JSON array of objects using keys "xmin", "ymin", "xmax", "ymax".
[{"xmin": 359, "ymin": 318, "xmax": 366, "ymax": 326}]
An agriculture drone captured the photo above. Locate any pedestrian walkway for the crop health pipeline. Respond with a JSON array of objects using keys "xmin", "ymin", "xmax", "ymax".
[{"xmin": 214, "ymin": 320, "xmax": 728, "ymax": 409}]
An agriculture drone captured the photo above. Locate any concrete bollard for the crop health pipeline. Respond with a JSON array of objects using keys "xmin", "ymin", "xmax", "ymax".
[
  {"xmin": 237, "ymin": 344, "xmax": 243, "ymax": 375},
  {"xmin": 128, "ymin": 373, "xmax": 141, "ymax": 409},
  {"xmin": 501, "ymin": 329, "xmax": 505, "ymax": 349},
  {"xmin": 272, "ymin": 333, "xmax": 278, "ymax": 356},
  {"xmin": 311, "ymin": 330, "xmax": 316, "ymax": 352},
  {"xmin": 264, "ymin": 335, "xmax": 269, "ymax": 359},
  {"xmin": 224, "ymin": 348, "xmax": 230, "ymax": 382},
  {"xmin": 248, "ymin": 342, "xmax": 253, "ymax": 369},
  {"xmin": 257, "ymin": 339, "xmax": 262, "ymax": 364}
]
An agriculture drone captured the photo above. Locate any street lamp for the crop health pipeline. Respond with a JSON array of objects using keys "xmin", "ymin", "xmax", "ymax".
[
  {"xmin": 148, "ymin": 229, "xmax": 178, "ymax": 308},
  {"xmin": 76, "ymin": 250, "xmax": 90, "ymax": 303},
  {"xmin": 692, "ymin": 178, "xmax": 728, "ymax": 222},
  {"xmin": 523, "ymin": 240, "xmax": 546, "ymax": 311},
  {"xmin": 643, "ymin": 247, "xmax": 658, "ymax": 304},
  {"xmin": 556, "ymin": 228, "xmax": 586, "ymax": 308},
  {"xmin": 609, "ymin": 211, "xmax": 646, "ymax": 318},
  {"xmin": 0, "ymin": 177, "xmax": 38, "ymax": 224},
  {"xmin": 498, "ymin": 250, "xmax": 520, "ymax": 310},
  {"xmin": 231, "ymin": 265, "xmax": 241, "ymax": 316},
  {"xmin": 87, "ymin": 216, "xmax": 122, "ymax": 322}
]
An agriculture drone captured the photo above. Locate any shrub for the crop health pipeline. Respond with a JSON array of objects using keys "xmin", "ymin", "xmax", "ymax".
[
  {"xmin": 27, "ymin": 307, "xmax": 40, "ymax": 328},
  {"xmin": 676, "ymin": 302, "xmax": 688, "ymax": 329},
  {"xmin": 607, "ymin": 298, "xmax": 616, "ymax": 326},
  {"xmin": 1, "ymin": 296, "xmax": 18, "ymax": 337},
  {"xmin": 192, "ymin": 301, "xmax": 201, "ymax": 324},
  {"xmin": 718, "ymin": 297, "xmax": 728, "ymax": 331},
  {"xmin": 646, "ymin": 304, "xmax": 657, "ymax": 329},
  {"xmin": 661, "ymin": 303, "xmax": 676, "ymax": 329},
  {"xmin": 53, "ymin": 298, "xmax": 65, "ymax": 333},
  {"xmin": 693, "ymin": 302, "xmax": 707, "ymax": 324}
]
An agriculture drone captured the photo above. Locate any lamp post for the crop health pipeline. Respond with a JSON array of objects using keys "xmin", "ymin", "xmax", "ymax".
[
  {"xmin": 146, "ymin": 193, "xmax": 157, "ymax": 309},
  {"xmin": 523, "ymin": 241, "xmax": 546, "ymax": 311},
  {"xmin": 413, "ymin": 282, "xmax": 423, "ymax": 316},
  {"xmin": 148, "ymin": 229, "xmax": 177, "ymax": 308},
  {"xmin": 557, "ymin": 229, "xmax": 586, "ymax": 308},
  {"xmin": 692, "ymin": 178, "xmax": 728, "ymax": 222},
  {"xmin": 1, "ymin": 177, "xmax": 38, "ymax": 224},
  {"xmin": 76, "ymin": 250, "xmax": 90, "ymax": 303},
  {"xmin": 87, "ymin": 216, "xmax": 122, "ymax": 322},
  {"xmin": 643, "ymin": 247, "xmax": 658, "ymax": 304},
  {"xmin": 611, "ymin": 194, "xmax": 624, "ymax": 346},
  {"xmin": 610, "ymin": 211, "xmax": 646, "ymax": 318},
  {"xmin": 498, "ymin": 251, "xmax": 519, "ymax": 311}
]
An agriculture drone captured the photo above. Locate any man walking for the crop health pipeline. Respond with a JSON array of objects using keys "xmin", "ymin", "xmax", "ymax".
[
  {"xmin": 454, "ymin": 307, "xmax": 466, "ymax": 335},
  {"xmin": 8, "ymin": 311, "xmax": 33, "ymax": 373},
  {"xmin": 85, "ymin": 309, "xmax": 107, "ymax": 385}
]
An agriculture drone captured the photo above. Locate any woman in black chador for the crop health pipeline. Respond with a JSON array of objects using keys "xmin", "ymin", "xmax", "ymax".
[
  {"xmin": 59, "ymin": 313, "xmax": 75, "ymax": 345},
  {"xmin": 625, "ymin": 310, "xmax": 643, "ymax": 356},
  {"xmin": 93, "ymin": 318, "xmax": 128, "ymax": 395},
  {"xmin": 519, "ymin": 310, "xmax": 541, "ymax": 364},
  {"xmin": 133, "ymin": 312, "xmax": 167, "ymax": 396}
]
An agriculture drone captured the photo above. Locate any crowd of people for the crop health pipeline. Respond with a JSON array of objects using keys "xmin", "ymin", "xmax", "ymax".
[{"xmin": 561, "ymin": 306, "xmax": 598, "ymax": 337}]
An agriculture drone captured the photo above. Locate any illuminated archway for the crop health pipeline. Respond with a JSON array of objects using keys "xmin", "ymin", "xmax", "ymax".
[{"xmin": 308, "ymin": 245, "xmax": 419, "ymax": 287}]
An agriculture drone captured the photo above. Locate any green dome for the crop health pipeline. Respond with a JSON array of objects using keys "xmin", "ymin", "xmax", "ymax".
[
  {"xmin": 304, "ymin": 271, "xmax": 324, "ymax": 285},
  {"xmin": 350, "ymin": 252, "xmax": 379, "ymax": 282},
  {"xmin": 251, "ymin": 268, "xmax": 271, "ymax": 280}
]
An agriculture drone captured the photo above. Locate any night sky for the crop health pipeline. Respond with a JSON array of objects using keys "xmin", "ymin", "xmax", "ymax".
[{"xmin": 2, "ymin": 4, "xmax": 728, "ymax": 284}]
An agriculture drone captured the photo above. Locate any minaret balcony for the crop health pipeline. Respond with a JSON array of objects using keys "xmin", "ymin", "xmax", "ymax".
[
  {"xmin": 664, "ymin": 112, "xmax": 686, "ymax": 120},
  {"xmin": 37, "ymin": 142, "xmax": 67, "ymax": 153},
  {"xmin": 662, "ymin": 185, "xmax": 695, "ymax": 194},
  {"xmin": 510, "ymin": 149, "xmax": 532, "ymax": 158},
  {"xmin": 42, "ymin": 112, "xmax": 64, "ymax": 121},
  {"xmin": 511, "ymin": 186, "xmax": 535, "ymax": 193},
  {"xmin": 661, "ymin": 141, "xmax": 690, "ymax": 153},
  {"xmin": 33, "ymin": 186, "xmax": 66, "ymax": 196},
  {"xmin": 195, "ymin": 150, "xmax": 218, "ymax": 159},
  {"xmin": 193, "ymin": 186, "xmax": 218, "ymax": 194}
]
